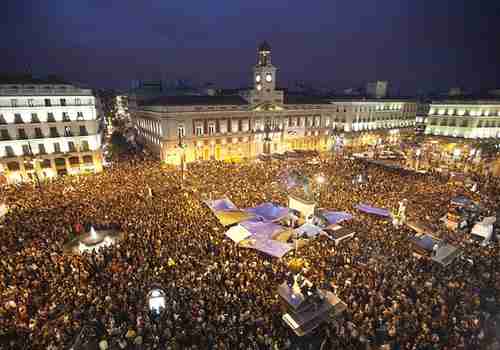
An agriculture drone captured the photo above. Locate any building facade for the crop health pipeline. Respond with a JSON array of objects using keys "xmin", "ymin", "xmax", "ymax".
[
  {"xmin": 425, "ymin": 100, "xmax": 500, "ymax": 139},
  {"xmin": 0, "ymin": 82, "xmax": 103, "ymax": 184},
  {"xmin": 131, "ymin": 43, "xmax": 416, "ymax": 164}
]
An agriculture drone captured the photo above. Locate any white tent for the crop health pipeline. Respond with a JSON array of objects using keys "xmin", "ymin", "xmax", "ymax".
[
  {"xmin": 471, "ymin": 217, "xmax": 496, "ymax": 245},
  {"xmin": 225, "ymin": 224, "xmax": 252, "ymax": 244}
]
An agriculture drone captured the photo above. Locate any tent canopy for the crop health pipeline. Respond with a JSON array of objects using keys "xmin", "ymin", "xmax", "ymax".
[
  {"xmin": 225, "ymin": 225, "xmax": 252, "ymax": 243},
  {"xmin": 205, "ymin": 198, "xmax": 238, "ymax": 212},
  {"xmin": 240, "ymin": 220, "xmax": 284, "ymax": 240},
  {"xmin": 412, "ymin": 234, "xmax": 439, "ymax": 252},
  {"xmin": 295, "ymin": 223, "xmax": 323, "ymax": 238},
  {"xmin": 355, "ymin": 203, "xmax": 391, "ymax": 217},
  {"xmin": 321, "ymin": 211, "xmax": 353, "ymax": 225},
  {"xmin": 245, "ymin": 202, "xmax": 289, "ymax": 222}
]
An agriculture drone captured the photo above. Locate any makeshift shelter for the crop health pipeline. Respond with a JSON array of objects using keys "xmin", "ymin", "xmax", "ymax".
[
  {"xmin": 320, "ymin": 211, "xmax": 353, "ymax": 226},
  {"xmin": 203, "ymin": 198, "xmax": 255, "ymax": 226},
  {"xmin": 244, "ymin": 202, "xmax": 289, "ymax": 222},
  {"xmin": 471, "ymin": 217, "xmax": 496, "ymax": 245},
  {"xmin": 321, "ymin": 224, "xmax": 356, "ymax": 245},
  {"xmin": 355, "ymin": 203, "xmax": 391, "ymax": 217},
  {"xmin": 295, "ymin": 223, "xmax": 323, "ymax": 239},
  {"xmin": 225, "ymin": 224, "xmax": 252, "ymax": 244},
  {"xmin": 239, "ymin": 238, "xmax": 293, "ymax": 258},
  {"xmin": 410, "ymin": 234, "xmax": 463, "ymax": 266},
  {"xmin": 240, "ymin": 220, "xmax": 284, "ymax": 240},
  {"xmin": 205, "ymin": 198, "xmax": 238, "ymax": 212}
]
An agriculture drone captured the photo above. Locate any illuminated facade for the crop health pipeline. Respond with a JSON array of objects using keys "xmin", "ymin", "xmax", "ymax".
[
  {"xmin": 0, "ymin": 83, "xmax": 103, "ymax": 184},
  {"xmin": 131, "ymin": 43, "xmax": 416, "ymax": 164},
  {"xmin": 425, "ymin": 100, "xmax": 500, "ymax": 139}
]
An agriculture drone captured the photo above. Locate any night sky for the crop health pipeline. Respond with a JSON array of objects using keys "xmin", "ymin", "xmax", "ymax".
[{"xmin": 2, "ymin": 0, "xmax": 499, "ymax": 94}]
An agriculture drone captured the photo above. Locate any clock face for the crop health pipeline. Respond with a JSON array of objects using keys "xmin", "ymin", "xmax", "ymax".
[
  {"xmin": 255, "ymin": 74, "xmax": 261, "ymax": 83},
  {"xmin": 256, "ymin": 84, "xmax": 262, "ymax": 91},
  {"xmin": 265, "ymin": 73, "xmax": 272, "ymax": 82}
]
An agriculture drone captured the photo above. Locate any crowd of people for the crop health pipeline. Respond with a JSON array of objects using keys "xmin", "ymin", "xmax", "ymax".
[{"xmin": 0, "ymin": 153, "xmax": 499, "ymax": 349}]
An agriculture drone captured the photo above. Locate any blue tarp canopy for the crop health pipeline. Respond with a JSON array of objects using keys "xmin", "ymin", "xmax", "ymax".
[
  {"xmin": 205, "ymin": 198, "xmax": 238, "ymax": 212},
  {"xmin": 244, "ymin": 202, "xmax": 289, "ymax": 222},
  {"xmin": 321, "ymin": 211, "xmax": 353, "ymax": 225},
  {"xmin": 295, "ymin": 223, "xmax": 323, "ymax": 238},
  {"xmin": 247, "ymin": 239, "xmax": 293, "ymax": 258},
  {"xmin": 240, "ymin": 220, "xmax": 284, "ymax": 240},
  {"xmin": 355, "ymin": 203, "xmax": 391, "ymax": 217},
  {"xmin": 412, "ymin": 234, "xmax": 438, "ymax": 252}
]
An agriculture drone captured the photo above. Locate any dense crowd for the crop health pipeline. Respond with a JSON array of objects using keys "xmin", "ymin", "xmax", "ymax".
[{"xmin": 0, "ymin": 154, "xmax": 499, "ymax": 349}]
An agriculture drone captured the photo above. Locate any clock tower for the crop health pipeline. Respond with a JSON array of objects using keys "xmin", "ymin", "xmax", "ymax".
[
  {"xmin": 254, "ymin": 41, "xmax": 277, "ymax": 92},
  {"xmin": 245, "ymin": 41, "xmax": 283, "ymax": 106}
]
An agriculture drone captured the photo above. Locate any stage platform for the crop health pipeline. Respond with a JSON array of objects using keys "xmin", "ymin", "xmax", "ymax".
[
  {"xmin": 432, "ymin": 243, "xmax": 464, "ymax": 266},
  {"xmin": 411, "ymin": 234, "xmax": 463, "ymax": 267},
  {"xmin": 278, "ymin": 282, "xmax": 347, "ymax": 336}
]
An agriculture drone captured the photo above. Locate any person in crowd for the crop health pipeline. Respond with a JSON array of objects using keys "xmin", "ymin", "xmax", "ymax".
[{"xmin": 0, "ymin": 153, "xmax": 499, "ymax": 349}]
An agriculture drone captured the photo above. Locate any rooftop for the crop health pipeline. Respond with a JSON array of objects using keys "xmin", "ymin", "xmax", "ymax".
[
  {"xmin": 140, "ymin": 94, "xmax": 248, "ymax": 106},
  {"xmin": 0, "ymin": 74, "xmax": 69, "ymax": 85}
]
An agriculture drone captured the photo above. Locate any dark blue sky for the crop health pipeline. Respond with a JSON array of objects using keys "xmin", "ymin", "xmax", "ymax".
[{"xmin": 2, "ymin": 0, "xmax": 499, "ymax": 94}]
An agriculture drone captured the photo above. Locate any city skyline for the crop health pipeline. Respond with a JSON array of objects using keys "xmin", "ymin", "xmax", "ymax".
[{"xmin": 2, "ymin": 0, "xmax": 499, "ymax": 94}]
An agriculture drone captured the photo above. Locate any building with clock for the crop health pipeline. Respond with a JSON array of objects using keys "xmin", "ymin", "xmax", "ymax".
[{"xmin": 130, "ymin": 42, "xmax": 416, "ymax": 164}]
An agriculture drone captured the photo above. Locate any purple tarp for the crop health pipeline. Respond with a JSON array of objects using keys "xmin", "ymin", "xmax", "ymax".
[
  {"xmin": 240, "ymin": 220, "xmax": 284, "ymax": 240},
  {"xmin": 205, "ymin": 198, "xmax": 238, "ymax": 212},
  {"xmin": 295, "ymin": 223, "xmax": 323, "ymax": 238},
  {"xmin": 355, "ymin": 203, "xmax": 391, "ymax": 217},
  {"xmin": 244, "ymin": 203, "xmax": 289, "ymax": 222},
  {"xmin": 248, "ymin": 239, "xmax": 293, "ymax": 258},
  {"xmin": 322, "ymin": 211, "xmax": 353, "ymax": 225}
]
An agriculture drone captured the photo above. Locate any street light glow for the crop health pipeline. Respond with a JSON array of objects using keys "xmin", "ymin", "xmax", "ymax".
[{"xmin": 316, "ymin": 175, "xmax": 326, "ymax": 184}]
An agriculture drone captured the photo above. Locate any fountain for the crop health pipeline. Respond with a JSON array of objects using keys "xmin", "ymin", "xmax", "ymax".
[
  {"xmin": 80, "ymin": 226, "xmax": 105, "ymax": 246},
  {"xmin": 65, "ymin": 225, "xmax": 121, "ymax": 254}
]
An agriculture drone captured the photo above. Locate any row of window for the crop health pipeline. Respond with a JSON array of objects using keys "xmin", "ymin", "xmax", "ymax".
[
  {"xmin": 428, "ymin": 118, "xmax": 500, "ymax": 127},
  {"xmin": 2, "ymin": 140, "xmax": 91, "ymax": 158},
  {"xmin": 429, "ymin": 108, "xmax": 500, "ymax": 117},
  {"xmin": 5, "ymin": 97, "xmax": 92, "ymax": 108},
  {"xmin": 0, "ymin": 111, "xmax": 88, "ymax": 124},
  {"xmin": 4, "ymin": 155, "xmax": 94, "ymax": 172},
  {"xmin": 187, "ymin": 114, "xmax": 413, "ymax": 137},
  {"xmin": 0, "ymin": 125, "xmax": 89, "ymax": 141}
]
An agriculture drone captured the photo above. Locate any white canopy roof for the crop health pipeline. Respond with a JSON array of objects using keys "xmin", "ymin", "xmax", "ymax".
[{"xmin": 225, "ymin": 224, "xmax": 252, "ymax": 244}]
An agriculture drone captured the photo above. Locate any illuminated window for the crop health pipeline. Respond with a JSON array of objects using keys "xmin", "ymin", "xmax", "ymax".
[
  {"xmin": 178, "ymin": 125, "xmax": 185, "ymax": 138},
  {"xmin": 195, "ymin": 124, "xmax": 203, "ymax": 136},
  {"xmin": 208, "ymin": 123, "xmax": 215, "ymax": 135}
]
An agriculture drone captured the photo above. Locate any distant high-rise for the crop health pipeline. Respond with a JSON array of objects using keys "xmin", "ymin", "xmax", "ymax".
[{"xmin": 366, "ymin": 81, "xmax": 388, "ymax": 98}]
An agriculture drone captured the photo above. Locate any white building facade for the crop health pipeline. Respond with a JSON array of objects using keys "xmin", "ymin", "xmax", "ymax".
[
  {"xmin": 0, "ymin": 83, "xmax": 103, "ymax": 184},
  {"xmin": 130, "ymin": 43, "xmax": 416, "ymax": 164},
  {"xmin": 425, "ymin": 100, "xmax": 500, "ymax": 139}
]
